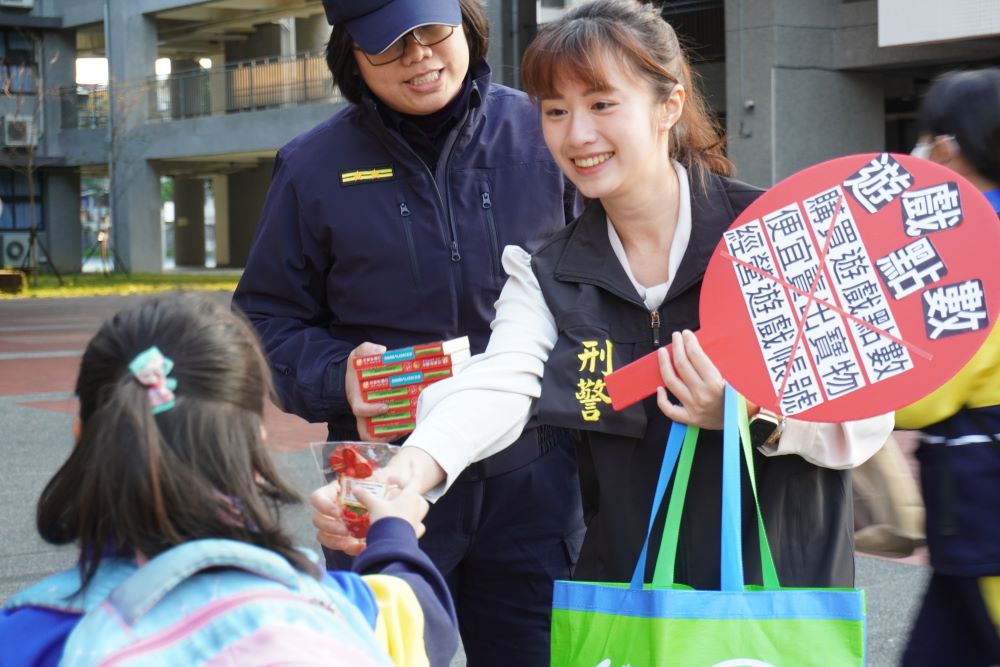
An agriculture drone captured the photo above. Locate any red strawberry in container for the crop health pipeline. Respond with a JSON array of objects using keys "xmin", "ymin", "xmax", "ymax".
[
  {"xmin": 341, "ymin": 506, "xmax": 371, "ymax": 539},
  {"xmin": 329, "ymin": 445, "xmax": 375, "ymax": 479}
]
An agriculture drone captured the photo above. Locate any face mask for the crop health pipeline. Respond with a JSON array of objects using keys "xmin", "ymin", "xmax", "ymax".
[
  {"xmin": 910, "ymin": 142, "xmax": 932, "ymax": 160},
  {"xmin": 911, "ymin": 134, "xmax": 957, "ymax": 161}
]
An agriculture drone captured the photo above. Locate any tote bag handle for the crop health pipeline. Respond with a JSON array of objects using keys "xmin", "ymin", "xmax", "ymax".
[{"xmin": 629, "ymin": 385, "xmax": 780, "ymax": 592}]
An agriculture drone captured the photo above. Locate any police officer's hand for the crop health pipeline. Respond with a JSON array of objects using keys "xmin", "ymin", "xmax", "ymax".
[
  {"xmin": 655, "ymin": 329, "xmax": 725, "ymax": 430},
  {"xmin": 310, "ymin": 480, "xmax": 366, "ymax": 555},
  {"xmin": 354, "ymin": 468, "xmax": 428, "ymax": 539},
  {"xmin": 345, "ymin": 342, "xmax": 397, "ymax": 442}
]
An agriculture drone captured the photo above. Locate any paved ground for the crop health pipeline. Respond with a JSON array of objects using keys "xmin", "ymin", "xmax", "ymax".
[{"xmin": 0, "ymin": 293, "xmax": 930, "ymax": 665}]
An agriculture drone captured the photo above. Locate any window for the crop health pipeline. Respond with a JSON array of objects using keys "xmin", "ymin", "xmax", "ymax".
[
  {"xmin": 0, "ymin": 172, "xmax": 44, "ymax": 231},
  {"xmin": 4, "ymin": 64, "xmax": 35, "ymax": 93},
  {"xmin": 0, "ymin": 30, "xmax": 38, "ymax": 95},
  {"xmin": 2, "ymin": 30, "xmax": 36, "ymax": 66}
]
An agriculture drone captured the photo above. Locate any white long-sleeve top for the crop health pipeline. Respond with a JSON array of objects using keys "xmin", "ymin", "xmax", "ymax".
[
  {"xmin": 405, "ymin": 166, "xmax": 892, "ymax": 499},
  {"xmin": 406, "ymin": 248, "xmax": 891, "ymax": 499}
]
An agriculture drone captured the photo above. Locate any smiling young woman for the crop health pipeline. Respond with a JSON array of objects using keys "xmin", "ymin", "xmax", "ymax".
[{"xmin": 370, "ymin": 0, "xmax": 892, "ymax": 593}]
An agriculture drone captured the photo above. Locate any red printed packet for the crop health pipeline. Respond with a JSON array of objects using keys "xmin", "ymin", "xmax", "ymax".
[
  {"xmin": 357, "ymin": 338, "xmax": 471, "ymax": 437},
  {"xmin": 310, "ymin": 441, "xmax": 400, "ymax": 540}
]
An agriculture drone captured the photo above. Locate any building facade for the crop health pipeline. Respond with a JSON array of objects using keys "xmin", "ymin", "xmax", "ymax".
[{"xmin": 0, "ymin": 0, "xmax": 997, "ymax": 273}]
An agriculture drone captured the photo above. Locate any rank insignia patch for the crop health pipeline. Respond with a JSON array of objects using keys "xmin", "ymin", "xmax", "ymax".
[{"xmin": 340, "ymin": 166, "xmax": 394, "ymax": 186}]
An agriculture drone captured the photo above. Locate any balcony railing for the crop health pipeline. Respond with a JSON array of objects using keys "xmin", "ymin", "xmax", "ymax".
[
  {"xmin": 149, "ymin": 51, "xmax": 337, "ymax": 122},
  {"xmin": 59, "ymin": 51, "xmax": 338, "ymax": 130},
  {"xmin": 60, "ymin": 84, "xmax": 108, "ymax": 129}
]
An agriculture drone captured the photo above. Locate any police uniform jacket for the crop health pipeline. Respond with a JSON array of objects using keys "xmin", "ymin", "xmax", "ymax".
[{"xmin": 233, "ymin": 62, "xmax": 567, "ymax": 442}]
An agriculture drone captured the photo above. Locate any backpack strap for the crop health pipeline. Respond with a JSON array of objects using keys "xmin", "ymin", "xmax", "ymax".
[
  {"xmin": 108, "ymin": 539, "xmax": 307, "ymax": 625},
  {"xmin": 3, "ymin": 558, "xmax": 137, "ymax": 614}
]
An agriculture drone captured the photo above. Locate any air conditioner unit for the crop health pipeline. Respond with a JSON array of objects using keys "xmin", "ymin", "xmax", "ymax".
[
  {"xmin": 0, "ymin": 0, "xmax": 35, "ymax": 8},
  {"xmin": 4, "ymin": 116, "xmax": 37, "ymax": 147},
  {"xmin": 0, "ymin": 232, "xmax": 30, "ymax": 268}
]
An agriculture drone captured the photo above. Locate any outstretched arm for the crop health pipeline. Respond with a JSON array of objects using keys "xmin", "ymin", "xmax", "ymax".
[{"xmin": 394, "ymin": 245, "xmax": 559, "ymax": 498}]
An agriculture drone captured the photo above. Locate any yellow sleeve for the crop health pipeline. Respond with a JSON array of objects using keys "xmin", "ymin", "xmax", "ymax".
[
  {"xmin": 895, "ymin": 324, "xmax": 1000, "ymax": 430},
  {"xmin": 980, "ymin": 577, "xmax": 1000, "ymax": 635},
  {"xmin": 362, "ymin": 574, "xmax": 430, "ymax": 667}
]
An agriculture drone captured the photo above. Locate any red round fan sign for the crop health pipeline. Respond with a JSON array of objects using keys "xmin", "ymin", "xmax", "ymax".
[{"xmin": 698, "ymin": 152, "xmax": 1000, "ymax": 421}]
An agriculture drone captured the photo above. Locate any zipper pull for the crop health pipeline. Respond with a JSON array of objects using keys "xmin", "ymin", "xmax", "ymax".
[
  {"xmin": 399, "ymin": 202, "xmax": 410, "ymax": 217},
  {"xmin": 481, "ymin": 192, "xmax": 492, "ymax": 209},
  {"xmin": 650, "ymin": 310, "xmax": 661, "ymax": 347},
  {"xmin": 450, "ymin": 241, "xmax": 461, "ymax": 262}
]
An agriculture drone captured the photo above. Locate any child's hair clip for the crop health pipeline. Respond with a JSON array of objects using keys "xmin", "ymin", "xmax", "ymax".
[{"xmin": 128, "ymin": 346, "xmax": 178, "ymax": 414}]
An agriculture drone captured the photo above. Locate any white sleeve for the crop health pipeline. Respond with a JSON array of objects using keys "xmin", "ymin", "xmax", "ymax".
[
  {"xmin": 758, "ymin": 412, "xmax": 893, "ymax": 469},
  {"xmin": 403, "ymin": 245, "xmax": 558, "ymax": 500}
]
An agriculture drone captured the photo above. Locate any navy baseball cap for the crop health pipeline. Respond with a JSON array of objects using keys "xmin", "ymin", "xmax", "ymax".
[{"xmin": 322, "ymin": 0, "xmax": 462, "ymax": 55}]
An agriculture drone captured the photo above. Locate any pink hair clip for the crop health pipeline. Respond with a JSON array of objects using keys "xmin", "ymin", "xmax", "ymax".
[{"xmin": 128, "ymin": 346, "xmax": 178, "ymax": 414}]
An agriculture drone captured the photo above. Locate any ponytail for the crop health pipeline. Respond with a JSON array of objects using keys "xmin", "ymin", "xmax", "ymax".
[{"xmin": 38, "ymin": 294, "xmax": 319, "ymax": 592}]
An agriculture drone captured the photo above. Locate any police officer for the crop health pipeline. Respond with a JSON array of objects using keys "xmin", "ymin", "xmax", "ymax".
[{"xmin": 232, "ymin": 1, "xmax": 585, "ymax": 665}]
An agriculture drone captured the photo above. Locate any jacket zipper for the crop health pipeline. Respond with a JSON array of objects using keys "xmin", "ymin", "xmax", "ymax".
[
  {"xmin": 398, "ymin": 200, "xmax": 422, "ymax": 285},
  {"xmin": 650, "ymin": 309, "xmax": 661, "ymax": 347},
  {"xmin": 365, "ymin": 93, "xmax": 475, "ymax": 327},
  {"xmin": 364, "ymin": 97, "xmax": 461, "ymax": 263},
  {"xmin": 442, "ymin": 106, "xmax": 473, "ymax": 264},
  {"xmin": 480, "ymin": 183, "xmax": 500, "ymax": 278}
]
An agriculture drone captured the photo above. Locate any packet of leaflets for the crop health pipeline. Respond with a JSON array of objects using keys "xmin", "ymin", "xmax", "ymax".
[{"xmin": 310, "ymin": 440, "xmax": 401, "ymax": 540}]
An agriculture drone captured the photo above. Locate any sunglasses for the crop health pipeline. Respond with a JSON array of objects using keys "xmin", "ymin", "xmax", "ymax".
[{"xmin": 354, "ymin": 24, "xmax": 456, "ymax": 66}]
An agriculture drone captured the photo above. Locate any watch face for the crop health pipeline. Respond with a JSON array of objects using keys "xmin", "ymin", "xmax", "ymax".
[{"xmin": 748, "ymin": 416, "xmax": 779, "ymax": 449}]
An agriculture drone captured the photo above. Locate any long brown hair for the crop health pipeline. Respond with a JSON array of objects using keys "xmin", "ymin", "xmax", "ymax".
[
  {"xmin": 521, "ymin": 0, "xmax": 732, "ymax": 178},
  {"xmin": 37, "ymin": 293, "xmax": 318, "ymax": 589}
]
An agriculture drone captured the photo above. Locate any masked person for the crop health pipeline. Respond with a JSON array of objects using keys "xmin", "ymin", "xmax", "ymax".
[{"xmin": 897, "ymin": 67, "xmax": 1000, "ymax": 667}]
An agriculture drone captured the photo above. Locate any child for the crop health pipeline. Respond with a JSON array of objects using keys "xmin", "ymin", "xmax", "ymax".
[{"xmin": 0, "ymin": 293, "xmax": 457, "ymax": 666}]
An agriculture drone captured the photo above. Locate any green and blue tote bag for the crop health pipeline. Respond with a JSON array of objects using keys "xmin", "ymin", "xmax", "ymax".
[{"xmin": 551, "ymin": 386, "xmax": 866, "ymax": 666}]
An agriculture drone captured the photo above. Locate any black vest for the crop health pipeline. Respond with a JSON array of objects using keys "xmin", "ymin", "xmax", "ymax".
[{"xmin": 531, "ymin": 171, "xmax": 855, "ymax": 588}]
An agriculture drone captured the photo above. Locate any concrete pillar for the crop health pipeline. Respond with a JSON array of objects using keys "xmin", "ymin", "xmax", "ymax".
[
  {"xmin": 40, "ymin": 30, "xmax": 76, "ymax": 158},
  {"xmin": 277, "ymin": 17, "xmax": 296, "ymax": 57},
  {"xmin": 226, "ymin": 160, "xmax": 273, "ymax": 268},
  {"xmin": 296, "ymin": 15, "xmax": 331, "ymax": 53},
  {"xmin": 36, "ymin": 30, "xmax": 79, "ymax": 274},
  {"xmin": 44, "ymin": 170, "xmax": 82, "ymax": 273},
  {"xmin": 225, "ymin": 24, "xmax": 282, "ymax": 62},
  {"xmin": 207, "ymin": 52, "xmax": 227, "ymax": 115},
  {"xmin": 170, "ymin": 59, "xmax": 206, "ymax": 119},
  {"xmin": 107, "ymin": 0, "xmax": 161, "ymax": 272},
  {"xmin": 173, "ymin": 177, "xmax": 206, "ymax": 267},
  {"xmin": 724, "ymin": 0, "xmax": 884, "ymax": 187},
  {"xmin": 212, "ymin": 175, "xmax": 230, "ymax": 267}
]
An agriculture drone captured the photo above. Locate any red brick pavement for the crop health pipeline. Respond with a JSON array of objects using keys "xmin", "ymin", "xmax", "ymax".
[{"xmin": 0, "ymin": 294, "xmax": 325, "ymax": 452}]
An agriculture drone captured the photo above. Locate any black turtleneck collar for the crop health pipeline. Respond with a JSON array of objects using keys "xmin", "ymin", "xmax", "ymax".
[{"xmin": 374, "ymin": 69, "xmax": 475, "ymax": 171}]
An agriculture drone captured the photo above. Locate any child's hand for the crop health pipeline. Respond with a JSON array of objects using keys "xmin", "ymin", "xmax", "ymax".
[
  {"xmin": 353, "ymin": 468, "xmax": 429, "ymax": 538},
  {"xmin": 310, "ymin": 480, "xmax": 366, "ymax": 556}
]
